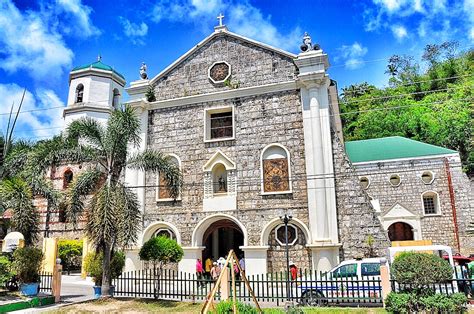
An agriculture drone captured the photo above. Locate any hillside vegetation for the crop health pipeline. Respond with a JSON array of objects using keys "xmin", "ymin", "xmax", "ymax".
[{"xmin": 340, "ymin": 42, "xmax": 473, "ymax": 175}]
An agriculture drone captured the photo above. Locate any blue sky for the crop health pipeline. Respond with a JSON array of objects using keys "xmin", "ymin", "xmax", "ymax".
[{"xmin": 1, "ymin": 0, "xmax": 473, "ymax": 140}]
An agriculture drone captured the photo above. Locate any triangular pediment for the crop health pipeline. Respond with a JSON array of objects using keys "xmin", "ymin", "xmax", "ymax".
[
  {"xmin": 383, "ymin": 203, "xmax": 417, "ymax": 219},
  {"xmin": 203, "ymin": 150, "xmax": 236, "ymax": 171}
]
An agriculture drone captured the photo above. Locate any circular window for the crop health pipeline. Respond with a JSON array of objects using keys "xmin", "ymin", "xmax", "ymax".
[
  {"xmin": 359, "ymin": 177, "xmax": 370, "ymax": 189},
  {"xmin": 275, "ymin": 225, "xmax": 298, "ymax": 246},
  {"xmin": 389, "ymin": 175, "xmax": 401, "ymax": 187},
  {"xmin": 208, "ymin": 61, "xmax": 231, "ymax": 84},
  {"xmin": 421, "ymin": 171, "xmax": 434, "ymax": 184}
]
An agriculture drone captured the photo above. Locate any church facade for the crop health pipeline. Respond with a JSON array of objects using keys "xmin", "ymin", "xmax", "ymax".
[{"xmin": 32, "ymin": 22, "xmax": 472, "ymax": 276}]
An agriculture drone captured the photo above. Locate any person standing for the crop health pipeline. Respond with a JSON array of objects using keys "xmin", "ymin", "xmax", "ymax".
[
  {"xmin": 211, "ymin": 262, "xmax": 221, "ymax": 281},
  {"xmin": 239, "ymin": 256, "xmax": 246, "ymax": 276},
  {"xmin": 289, "ymin": 262, "xmax": 298, "ymax": 281},
  {"xmin": 196, "ymin": 258, "xmax": 204, "ymax": 287},
  {"xmin": 205, "ymin": 256, "xmax": 213, "ymax": 280}
]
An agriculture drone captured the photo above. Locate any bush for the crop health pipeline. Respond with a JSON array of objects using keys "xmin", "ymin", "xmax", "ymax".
[
  {"xmin": 385, "ymin": 292, "xmax": 467, "ymax": 313},
  {"xmin": 213, "ymin": 300, "xmax": 259, "ymax": 314},
  {"xmin": 83, "ymin": 251, "xmax": 125, "ymax": 286},
  {"xmin": 0, "ymin": 255, "xmax": 13, "ymax": 287},
  {"xmin": 58, "ymin": 239, "xmax": 83, "ymax": 274},
  {"xmin": 391, "ymin": 252, "xmax": 452, "ymax": 290},
  {"xmin": 11, "ymin": 247, "xmax": 43, "ymax": 283},
  {"xmin": 139, "ymin": 236, "xmax": 183, "ymax": 270}
]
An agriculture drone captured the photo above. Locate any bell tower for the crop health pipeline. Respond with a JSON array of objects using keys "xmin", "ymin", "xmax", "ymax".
[{"xmin": 63, "ymin": 56, "xmax": 126, "ymax": 127}]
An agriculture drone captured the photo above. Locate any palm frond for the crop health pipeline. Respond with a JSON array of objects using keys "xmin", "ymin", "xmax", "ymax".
[
  {"xmin": 66, "ymin": 117, "xmax": 106, "ymax": 150},
  {"xmin": 0, "ymin": 177, "xmax": 39, "ymax": 245},
  {"xmin": 66, "ymin": 168, "xmax": 103, "ymax": 227},
  {"xmin": 127, "ymin": 150, "xmax": 182, "ymax": 199},
  {"xmin": 114, "ymin": 184, "xmax": 141, "ymax": 247}
]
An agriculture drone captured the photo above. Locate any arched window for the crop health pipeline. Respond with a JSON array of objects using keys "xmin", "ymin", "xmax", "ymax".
[
  {"xmin": 212, "ymin": 163, "xmax": 227, "ymax": 194},
  {"xmin": 156, "ymin": 155, "xmax": 181, "ymax": 201},
  {"xmin": 153, "ymin": 228, "xmax": 176, "ymax": 240},
  {"xmin": 63, "ymin": 169, "xmax": 73, "ymax": 189},
  {"xmin": 422, "ymin": 191, "xmax": 440, "ymax": 215},
  {"xmin": 75, "ymin": 84, "xmax": 84, "ymax": 103},
  {"xmin": 388, "ymin": 222, "xmax": 414, "ymax": 241},
  {"xmin": 261, "ymin": 144, "xmax": 291, "ymax": 193},
  {"xmin": 112, "ymin": 88, "xmax": 120, "ymax": 108}
]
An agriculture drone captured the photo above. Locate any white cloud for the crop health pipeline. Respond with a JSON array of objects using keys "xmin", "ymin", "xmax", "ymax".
[
  {"xmin": 56, "ymin": 0, "xmax": 100, "ymax": 38},
  {"xmin": 336, "ymin": 42, "xmax": 368, "ymax": 70},
  {"xmin": 0, "ymin": 0, "xmax": 74, "ymax": 81},
  {"xmin": 119, "ymin": 17, "xmax": 148, "ymax": 45},
  {"xmin": 0, "ymin": 84, "xmax": 65, "ymax": 140},
  {"xmin": 150, "ymin": 0, "xmax": 300, "ymax": 51},
  {"xmin": 391, "ymin": 25, "xmax": 408, "ymax": 40}
]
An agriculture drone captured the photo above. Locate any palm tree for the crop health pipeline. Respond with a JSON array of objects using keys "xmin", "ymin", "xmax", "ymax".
[{"xmin": 63, "ymin": 105, "xmax": 182, "ymax": 296}]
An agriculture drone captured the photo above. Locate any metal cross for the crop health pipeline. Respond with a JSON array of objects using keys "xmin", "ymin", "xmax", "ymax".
[{"xmin": 217, "ymin": 13, "xmax": 224, "ymax": 26}]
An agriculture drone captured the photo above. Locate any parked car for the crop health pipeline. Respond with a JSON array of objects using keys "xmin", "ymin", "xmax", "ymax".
[{"xmin": 298, "ymin": 258, "xmax": 384, "ymax": 306}]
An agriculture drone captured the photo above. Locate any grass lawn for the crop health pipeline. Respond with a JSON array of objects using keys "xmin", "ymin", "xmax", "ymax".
[{"xmin": 49, "ymin": 298, "xmax": 387, "ymax": 313}]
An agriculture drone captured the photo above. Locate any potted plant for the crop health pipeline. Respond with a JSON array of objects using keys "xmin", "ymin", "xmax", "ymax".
[
  {"xmin": 11, "ymin": 247, "xmax": 43, "ymax": 296},
  {"xmin": 84, "ymin": 251, "xmax": 125, "ymax": 298}
]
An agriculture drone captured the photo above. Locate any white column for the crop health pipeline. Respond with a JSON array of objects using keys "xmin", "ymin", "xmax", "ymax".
[
  {"xmin": 179, "ymin": 247, "xmax": 205, "ymax": 274},
  {"xmin": 309, "ymin": 245, "xmax": 339, "ymax": 273},
  {"xmin": 240, "ymin": 246, "xmax": 269, "ymax": 276}
]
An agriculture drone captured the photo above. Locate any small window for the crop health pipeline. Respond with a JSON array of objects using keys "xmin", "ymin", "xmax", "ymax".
[
  {"xmin": 156, "ymin": 155, "xmax": 180, "ymax": 201},
  {"xmin": 75, "ymin": 84, "xmax": 84, "ymax": 103},
  {"xmin": 262, "ymin": 145, "xmax": 291, "ymax": 193},
  {"xmin": 421, "ymin": 172, "xmax": 434, "ymax": 184},
  {"xmin": 153, "ymin": 228, "xmax": 175, "ymax": 239},
  {"xmin": 361, "ymin": 263, "xmax": 380, "ymax": 276},
  {"xmin": 63, "ymin": 170, "xmax": 74, "ymax": 189},
  {"xmin": 360, "ymin": 177, "xmax": 370, "ymax": 189},
  {"xmin": 58, "ymin": 209, "xmax": 67, "ymax": 223},
  {"xmin": 112, "ymin": 88, "xmax": 120, "ymax": 109},
  {"xmin": 389, "ymin": 175, "xmax": 401, "ymax": 187},
  {"xmin": 333, "ymin": 264, "xmax": 357, "ymax": 278},
  {"xmin": 275, "ymin": 225, "xmax": 298, "ymax": 246},
  {"xmin": 204, "ymin": 107, "xmax": 234, "ymax": 141},
  {"xmin": 423, "ymin": 192, "xmax": 439, "ymax": 215}
]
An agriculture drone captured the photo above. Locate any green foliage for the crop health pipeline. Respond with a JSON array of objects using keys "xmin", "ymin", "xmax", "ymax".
[
  {"xmin": 340, "ymin": 43, "xmax": 473, "ymax": 175},
  {"xmin": 139, "ymin": 236, "xmax": 183, "ymax": 268},
  {"xmin": 84, "ymin": 251, "xmax": 125, "ymax": 286},
  {"xmin": 213, "ymin": 300, "xmax": 259, "ymax": 314},
  {"xmin": 58, "ymin": 239, "xmax": 83, "ymax": 272},
  {"xmin": 0, "ymin": 255, "xmax": 13, "ymax": 287},
  {"xmin": 11, "ymin": 247, "xmax": 43, "ymax": 283},
  {"xmin": 145, "ymin": 85, "xmax": 156, "ymax": 102},
  {"xmin": 391, "ymin": 252, "xmax": 453, "ymax": 290},
  {"xmin": 385, "ymin": 292, "xmax": 467, "ymax": 313}
]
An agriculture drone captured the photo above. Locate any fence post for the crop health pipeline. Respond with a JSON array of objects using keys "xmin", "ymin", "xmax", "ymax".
[
  {"xmin": 379, "ymin": 258, "xmax": 391, "ymax": 307},
  {"xmin": 52, "ymin": 258, "xmax": 63, "ymax": 303},
  {"xmin": 220, "ymin": 266, "xmax": 230, "ymax": 300}
]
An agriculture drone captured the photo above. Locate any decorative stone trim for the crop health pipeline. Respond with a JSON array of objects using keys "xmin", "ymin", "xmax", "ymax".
[{"xmin": 208, "ymin": 61, "xmax": 231, "ymax": 84}]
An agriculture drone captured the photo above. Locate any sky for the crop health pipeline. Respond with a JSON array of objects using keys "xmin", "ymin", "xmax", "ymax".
[{"xmin": 0, "ymin": 0, "xmax": 473, "ymax": 141}]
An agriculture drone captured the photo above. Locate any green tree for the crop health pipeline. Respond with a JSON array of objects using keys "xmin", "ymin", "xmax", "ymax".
[
  {"xmin": 139, "ymin": 236, "xmax": 183, "ymax": 273},
  {"xmin": 62, "ymin": 105, "xmax": 182, "ymax": 296},
  {"xmin": 58, "ymin": 239, "xmax": 83, "ymax": 274}
]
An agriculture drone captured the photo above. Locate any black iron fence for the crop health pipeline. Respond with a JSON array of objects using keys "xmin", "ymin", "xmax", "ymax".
[
  {"xmin": 113, "ymin": 269, "xmax": 383, "ymax": 307},
  {"xmin": 39, "ymin": 271, "xmax": 53, "ymax": 293}
]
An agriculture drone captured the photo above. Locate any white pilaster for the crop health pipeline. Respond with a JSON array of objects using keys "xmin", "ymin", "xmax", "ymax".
[
  {"xmin": 179, "ymin": 246, "xmax": 205, "ymax": 274},
  {"xmin": 240, "ymin": 246, "xmax": 269, "ymax": 276}
]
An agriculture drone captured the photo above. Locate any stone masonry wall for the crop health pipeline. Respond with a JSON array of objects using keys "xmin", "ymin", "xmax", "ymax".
[
  {"xmin": 332, "ymin": 134, "xmax": 391, "ymax": 259},
  {"xmin": 144, "ymin": 90, "xmax": 309, "ymax": 247},
  {"xmin": 152, "ymin": 33, "xmax": 297, "ymax": 101},
  {"xmin": 353, "ymin": 154, "xmax": 473, "ymax": 254}
]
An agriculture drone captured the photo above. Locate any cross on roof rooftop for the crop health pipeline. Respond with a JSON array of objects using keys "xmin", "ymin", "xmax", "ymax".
[{"xmin": 217, "ymin": 13, "xmax": 224, "ymax": 26}]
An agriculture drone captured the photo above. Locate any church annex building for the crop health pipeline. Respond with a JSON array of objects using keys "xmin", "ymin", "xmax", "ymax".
[{"xmin": 52, "ymin": 22, "xmax": 473, "ymax": 276}]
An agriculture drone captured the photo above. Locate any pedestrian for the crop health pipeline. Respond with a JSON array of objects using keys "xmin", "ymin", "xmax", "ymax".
[
  {"xmin": 217, "ymin": 256, "xmax": 226, "ymax": 269},
  {"xmin": 239, "ymin": 255, "xmax": 245, "ymax": 276},
  {"xmin": 211, "ymin": 262, "xmax": 221, "ymax": 281},
  {"xmin": 196, "ymin": 258, "xmax": 204, "ymax": 287},
  {"xmin": 205, "ymin": 256, "xmax": 213, "ymax": 280},
  {"xmin": 289, "ymin": 261, "xmax": 298, "ymax": 281}
]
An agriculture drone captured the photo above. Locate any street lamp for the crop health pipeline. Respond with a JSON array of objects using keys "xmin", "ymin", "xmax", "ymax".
[{"xmin": 280, "ymin": 214, "xmax": 292, "ymax": 303}]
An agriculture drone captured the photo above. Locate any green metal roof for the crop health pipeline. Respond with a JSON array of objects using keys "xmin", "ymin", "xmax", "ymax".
[
  {"xmin": 71, "ymin": 60, "xmax": 125, "ymax": 80},
  {"xmin": 345, "ymin": 136, "xmax": 457, "ymax": 163}
]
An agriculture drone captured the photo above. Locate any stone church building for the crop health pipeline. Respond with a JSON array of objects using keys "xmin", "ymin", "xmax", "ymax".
[{"xmin": 31, "ymin": 21, "xmax": 472, "ymax": 276}]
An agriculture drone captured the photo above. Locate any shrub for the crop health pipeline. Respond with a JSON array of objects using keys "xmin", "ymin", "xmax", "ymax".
[
  {"xmin": 139, "ymin": 236, "xmax": 183, "ymax": 271},
  {"xmin": 0, "ymin": 255, "xmax": 13, "ymax": 287},
  {"xmin": 385, "ymin": 292, "xmax": 415, "ymax": 313},
  {"xmin": 58, "ymin": 239, "xmax": 83, "ymax": 274},
  {"xmin": 83, "ymin": 251, "xmax": 125, "ymax": 286},
  {"xmin": 11, "ymin": 247, "xmax": 43, "ymax": 283},
  {"xmin": 213, "ymin": 300, "xmax": 258, "ymax": 314},
  {"xmin": 391, "ymin": 252, "xmax": 452, "ymax": 290},
  {"xmin": 385, "ymin": 292, "xmax": 467, "ymax": 313}
]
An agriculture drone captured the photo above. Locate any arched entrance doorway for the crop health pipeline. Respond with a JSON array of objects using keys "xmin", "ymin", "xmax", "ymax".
[
  {"xmin": 388, "ymin": 222, "xmax": 414, "ymax": 241},
  {"xmin": 202, "ymin": 219, "xmax": 244, "ymax": 261}
]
